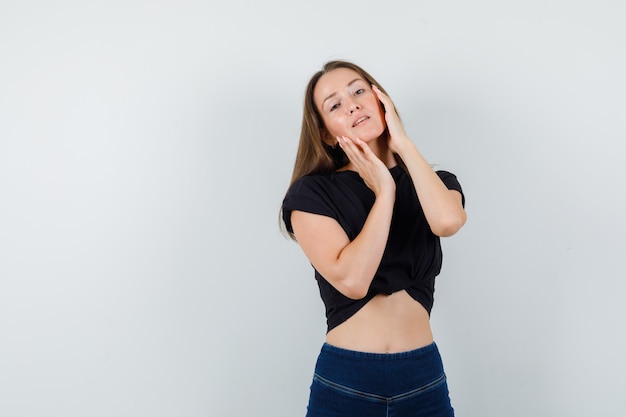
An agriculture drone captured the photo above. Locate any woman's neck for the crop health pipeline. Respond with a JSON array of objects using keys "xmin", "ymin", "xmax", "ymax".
[{"xmin": 369, "ymin": 136, "xmax": 396, "ymax": 168}]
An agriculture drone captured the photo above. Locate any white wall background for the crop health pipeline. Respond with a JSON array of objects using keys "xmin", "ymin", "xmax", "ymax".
[{"xmin": 1, "ymin": 1, "xmax": 625, "ymax": 416}]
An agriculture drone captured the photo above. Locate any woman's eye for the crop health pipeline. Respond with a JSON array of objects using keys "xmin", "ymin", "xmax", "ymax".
[
  {"xmin": 330, "ymin": 103, "xmax": 340, "ymax": 111},
  {"xmin": 355, "ymin": 88, "xmax": 365, "ymax": 95}
]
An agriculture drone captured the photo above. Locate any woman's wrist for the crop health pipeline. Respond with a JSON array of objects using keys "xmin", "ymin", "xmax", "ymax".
[
  {"xmin": 374, "ymin": 185, "xmax": 396, "ymax": 202},
  {"xmin": 391, "ymin": 135, "xmax": 416, "ymax": 158}
]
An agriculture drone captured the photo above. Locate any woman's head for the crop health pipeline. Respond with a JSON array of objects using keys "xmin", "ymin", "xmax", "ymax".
[
  {"xmin": 314, "ymin": 66, "xmax": 387, "ymax": 148},
  {"xmin": 289, "ymin": 60, "xmax": 393, "ymax": 182}
]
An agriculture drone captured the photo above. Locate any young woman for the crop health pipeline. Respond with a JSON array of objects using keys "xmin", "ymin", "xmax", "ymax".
[{"xmin": 281, "ymin": 60, "xmax": 467, "ymax": 417}]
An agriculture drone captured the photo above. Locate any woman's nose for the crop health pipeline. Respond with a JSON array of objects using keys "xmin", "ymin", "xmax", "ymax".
[{"xmin": 348, "ymin": 102, "xmax": 361, "ymax": 113}]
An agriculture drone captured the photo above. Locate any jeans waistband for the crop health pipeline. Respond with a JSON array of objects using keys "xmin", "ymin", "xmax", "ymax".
[
  {"xmin": 313, "ymin": 341, "xmax": 446, "ymax": 399},
  {"xmin": 320, "ymin": 341, "xmax": 439, "ymax": 361}
]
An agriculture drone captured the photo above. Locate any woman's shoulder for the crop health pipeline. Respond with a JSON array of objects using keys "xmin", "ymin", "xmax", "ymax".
[
  {"xmin": 434, "ymin": 169, "xmax": 465, "ymax": 205},
  {"xmin": 283, "ymin": 170, "xmax": 366, "ymax": 215},
  {"xmin": 289, "ymin": 170, "xmax": 358, "ymax": 193},
  {"xmin": 434, "ymin": 169, "xmax": 458, "ymax": 179},
  {"xmin": 434, "ymin": 169, "xmax": 462, "ymax": 188},
  {"xmin": 288, "ymin": 172, "xmax": 328, "ymax": 193},
  {"xmin": 284, "ymin": 173, "xmax": 330, "ymax": 207},
  {"xmin": 282, "ymin": 172, "xmax": 352, "ymax": 233}
]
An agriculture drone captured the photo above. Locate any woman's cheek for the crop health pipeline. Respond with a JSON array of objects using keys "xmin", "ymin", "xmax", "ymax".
[{"xmin": 327, "ymin": 119, "xmax": 347, "ymax": 137}]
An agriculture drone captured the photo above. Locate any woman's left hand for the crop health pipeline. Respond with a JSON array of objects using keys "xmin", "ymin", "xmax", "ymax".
[{"xmin": 372, "ymin": 85, "xmax": 411, "ymax": 154}]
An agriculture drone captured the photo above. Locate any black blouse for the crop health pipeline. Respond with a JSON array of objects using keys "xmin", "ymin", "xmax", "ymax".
[{"xmin": 282, "ymin": 166, "xmax": 464, "ymax": 332}]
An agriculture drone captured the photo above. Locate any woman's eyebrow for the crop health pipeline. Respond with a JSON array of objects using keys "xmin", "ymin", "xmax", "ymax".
[{"xmin": 322, "ymin": 78, "xmax": 364, "ymax": 106}]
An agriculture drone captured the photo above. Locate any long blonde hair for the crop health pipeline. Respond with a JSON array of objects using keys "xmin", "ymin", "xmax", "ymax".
[{"xmin": 281, "ymin": 60, "xmax": 400, "ymax": 239}]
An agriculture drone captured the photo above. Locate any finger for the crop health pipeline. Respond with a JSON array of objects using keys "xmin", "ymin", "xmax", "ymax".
[
  {"xmin": 372, "ymin": 85, "xmax": 395, "ymax": 112},
  {"xmin": 337, "ymin": 136, "xmax": 357, "ymax": 160},
  {"xmin": 352, "ymin": 137, "xmax": 375, "ymax": 155},
  {"xmin": 339, "ymin": 136, "xmax": 370, "ymax": 169},
  {"xmin": 338, "ymin": 136, "xmax": 364, "ymax": 162}
]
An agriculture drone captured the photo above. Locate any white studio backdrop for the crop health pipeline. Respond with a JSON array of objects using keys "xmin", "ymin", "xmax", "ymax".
[{"xmin": 1, "ymin": 1, "xmax": 625, "ymax": 416}]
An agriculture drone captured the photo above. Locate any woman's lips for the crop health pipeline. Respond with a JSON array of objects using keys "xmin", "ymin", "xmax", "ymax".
[{"xmin": 352, "ymin": 116, "xmax": 369, "ymax": 127}]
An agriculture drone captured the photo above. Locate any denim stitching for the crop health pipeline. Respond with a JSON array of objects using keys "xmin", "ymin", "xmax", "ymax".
[
  {"xmin": 389, "ymin": 373, "xmax": 447, "ymax": 402},
  {"xmin": 313, "ymin": 374, "xmax": 387, "ymax": 403},
  {"xmin": 313, "ymin": 373, "xmax": 447, "ymax": 404}
]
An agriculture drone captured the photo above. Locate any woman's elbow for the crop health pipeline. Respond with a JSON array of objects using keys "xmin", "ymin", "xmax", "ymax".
[
  {"xmin": 338, "ymin": 276, "xmax": 370, "ymax": 300},
  {"xmin": 432, "ymin": 211, "xmax": 467, "ymax": 237}
]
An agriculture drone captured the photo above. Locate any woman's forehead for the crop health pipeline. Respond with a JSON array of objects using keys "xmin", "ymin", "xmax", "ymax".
[{"xmin": 314, "ymin": 68, "xmax": 364, "ymax": 105}]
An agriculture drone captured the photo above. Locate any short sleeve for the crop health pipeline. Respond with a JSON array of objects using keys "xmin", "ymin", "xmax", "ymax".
[
  {"xmin": 437, "ymin": 170, "xmax": 465, "ymax": 207},
  {"xmin": 282, "ymin": 176, "xmax": 339, "ymax": 234}
]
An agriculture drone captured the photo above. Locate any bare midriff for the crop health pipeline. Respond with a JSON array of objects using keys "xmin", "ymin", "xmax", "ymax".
[{"xmin": 325, "ymin": 290, "xmax": 434, "ymax": 353}]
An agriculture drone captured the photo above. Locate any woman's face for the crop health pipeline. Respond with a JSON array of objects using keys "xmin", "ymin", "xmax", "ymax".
[{"xmin": 314, "ymin": 68, "xmax": 386, "ymax": 145}]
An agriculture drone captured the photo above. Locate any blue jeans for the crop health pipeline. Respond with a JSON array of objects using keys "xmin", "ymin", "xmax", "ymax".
[{"xmin": 306, "ymin": 342, "xmax": 454, "ymax": 417}]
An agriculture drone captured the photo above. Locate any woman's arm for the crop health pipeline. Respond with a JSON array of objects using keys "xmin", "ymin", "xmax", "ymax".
[
  {"xmin": 373, "ymin": 86, "xmax": 467, "ymax": 237},
  {"xmin": 291, "ymin": 137, "xmax": 396, "ymax": 300},
  {"xmin": 291, "ymin": 192, "xmax": 394, "ymax": 299},
  {"xmin": 394, "ymin": 141, "xmax": 466, "ymax": 237}
]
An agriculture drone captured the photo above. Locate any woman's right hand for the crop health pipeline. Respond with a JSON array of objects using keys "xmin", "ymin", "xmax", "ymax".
[{"xmin": 338, "ymin": 136, "xmax": 396, "ymax": 198}]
